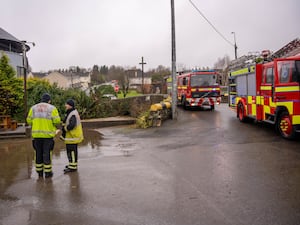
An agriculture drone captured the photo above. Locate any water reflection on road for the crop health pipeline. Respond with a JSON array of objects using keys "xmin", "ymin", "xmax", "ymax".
[{"xmin": 0, "ymin": 128, "xmax": 103, "ymax": 199}]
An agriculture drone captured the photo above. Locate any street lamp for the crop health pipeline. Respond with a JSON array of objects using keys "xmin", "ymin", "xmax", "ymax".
[
  {"xmin": 21, "ymin": 40, "xmax": 35, "ymax": 123},
  {"xmin": 231, "ymin": 32, "xmax": 237, "ymax": 60},
  {"xmin": 171, "ymin": 0, "xmax": 177, "ymax": 120}
]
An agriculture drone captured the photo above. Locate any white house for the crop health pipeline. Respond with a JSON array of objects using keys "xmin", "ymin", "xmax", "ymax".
[
  {"xmin": 42, "ymin": 71, "xmax": 90, "ymax": 90},
  {"xmin": 43, "ymin": 72, "xmax": 70, "ymax": 89}
]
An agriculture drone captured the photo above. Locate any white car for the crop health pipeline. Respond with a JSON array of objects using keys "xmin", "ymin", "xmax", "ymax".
[{"xmin": 102, "ymin": 94, "xmax": 117, "ymax": 100}]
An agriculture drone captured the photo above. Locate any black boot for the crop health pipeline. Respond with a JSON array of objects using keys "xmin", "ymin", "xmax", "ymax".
[
  {"xmin": 64, "ymin": 167, "xmax": 77, "ymax": 174},
  {"xmin": 38, "ymin": 171, "xmax": 43, "ymax": 178},
  {"xmin": 45, "ymin": 172, "xmax": 53, "ymax": 178}
]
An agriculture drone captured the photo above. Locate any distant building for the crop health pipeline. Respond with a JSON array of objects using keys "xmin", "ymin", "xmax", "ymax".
[
  {"xmin": 62, "ymin": 71, "xmax": 91, "ymax": 90},
  {"xmin": 0, "ymin": 27, "xmax": 31, "ymax": 77},
  {"xmin": 43, "ymin": 71, "xmax": 70, "ymax": 89},
  {"xmin": 126, "ymin": 69, "xmax": 152, "ymax": 93},
  {"xmin": 42, "ymin": 71, "xmax": 91, "ymax": 90}
]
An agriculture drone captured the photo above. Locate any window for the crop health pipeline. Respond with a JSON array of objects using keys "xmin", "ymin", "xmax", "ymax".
[
  {"xmin": 292, "ymin": 60, "xmax": 300, "ymax": 82},
  {"xmin": 182, "ymin": 77, "xmax": 189, "ymax": 86},
  {"xmin": 262, "ymin": 67, "xmax": 274, "ymax": 84},
  {"xmin": 185, "ymin": 77, "xmax": 189, "ymax": 86},
  {"xmin": 279, "ymin": 62, "xmax": 291, "ymax": 83},
  {"xmin": 278, "ymin": 60, "xmax": 300, "ymax": 83},
  {"xmin": 280, "ymin": 64, "xmax": 290, "ymax": 83},
  {"xmin": 179, "ymin": 77, "xmax": 189, "ymax": 86},
  {"xmin": 190, "ymin": 74, "xmax": 216, "ymax": 87},
  {"xmin": 266, "ymin": 67, "xmax": 274, "ymax": 84}
]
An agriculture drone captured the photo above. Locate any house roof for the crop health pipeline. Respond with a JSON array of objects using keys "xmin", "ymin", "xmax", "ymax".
[
  {"xmin": 0, "ymin": 27, "xmax": 30, "ymax": 53},
  {"xmin": 62, "ymin": 71, "xmax": 90, "ymax": 78},
  {"xmin": 0, "ymin": 27, "xmax": 20, "ymax": 42},
  {"xmin": 31, "ymin": 72, "xmax": 48, "ymax": 78}
]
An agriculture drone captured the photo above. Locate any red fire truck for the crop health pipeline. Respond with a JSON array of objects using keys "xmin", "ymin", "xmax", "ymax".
[
  {"xmin": 229, "ymin": 44, "xmax": 300, "ymax": 139},
  {"xmin": 177, "ymin": 70, "xmax": 221, "ymax": 110}
]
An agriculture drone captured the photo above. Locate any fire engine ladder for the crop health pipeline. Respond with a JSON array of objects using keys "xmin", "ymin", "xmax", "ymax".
[
  {"xmin": 271, "ymin": 38, "xmax": 300, "ymax": 59},
  {"xmin": 228, "ymin": 55, "xmax": 257, "ymax": 71}
]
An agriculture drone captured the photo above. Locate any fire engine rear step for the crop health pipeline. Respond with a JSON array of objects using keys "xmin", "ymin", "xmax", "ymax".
[
  {"xmin": 264, "ymin": 114, "xmax": 275, "ymax": 124},
  {"xmin": 264, "ymin": 119, "xmax": 276, "ymax": 125}
]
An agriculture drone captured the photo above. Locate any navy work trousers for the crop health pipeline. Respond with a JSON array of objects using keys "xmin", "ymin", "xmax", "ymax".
[
  {"xmin": 66, "ymin": 144, "xmax": 78, "ymax": 170},
  {"xmin": 32, "ymin": 138, "xmax": 54, "ymax": 174}
]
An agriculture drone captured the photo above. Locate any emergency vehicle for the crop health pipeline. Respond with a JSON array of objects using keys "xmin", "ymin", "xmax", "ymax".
[
  {"xmin": 228, "ymin": 38, "xmax": 300, "ymax": 139},
  {"xmin": 177, "ymin": 70, "xmax": 221, "ymax": 110}
]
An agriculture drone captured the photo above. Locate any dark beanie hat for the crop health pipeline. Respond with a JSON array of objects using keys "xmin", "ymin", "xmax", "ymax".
[
  {"xmin": 41, "ymin": 93, "xmax": 51, "ymax": 102},
  {"xmin": 66, "ymin": 99, "xmax": 75, "ymax": 108}
]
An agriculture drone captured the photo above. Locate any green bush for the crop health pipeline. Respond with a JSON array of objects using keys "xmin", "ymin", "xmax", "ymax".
[{"xmin": 1, "ymin": 51, "xmax": 164, "ymax": 123}]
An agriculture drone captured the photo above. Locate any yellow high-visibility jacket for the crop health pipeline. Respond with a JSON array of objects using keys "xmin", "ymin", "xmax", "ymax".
[
  {"xmin": 27, "ymin": 102, "xmax": 61, "ymax": 138},
  {"xmin": 64, "ymin": 109, "xmax": 83, "ymax": 144}
]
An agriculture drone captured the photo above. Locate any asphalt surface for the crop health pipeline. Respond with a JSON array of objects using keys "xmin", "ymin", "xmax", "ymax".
[{"xmin": 1, "ymin": 104, "xmax": 300, "ymax": 225}]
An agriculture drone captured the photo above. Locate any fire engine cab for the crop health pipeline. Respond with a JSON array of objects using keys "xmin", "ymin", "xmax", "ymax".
[
  {"xmin": 229, "ymin": 39, "xmax": 300, "ymax": 139},
  {"xmin": 177, "ymin": 70, "xmax": 221, "ymax": 110}
]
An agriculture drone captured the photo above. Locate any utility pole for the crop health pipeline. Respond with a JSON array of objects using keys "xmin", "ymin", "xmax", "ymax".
[
  {"xmin": 139, "ymin": 56, "xmax": 146, "ymax": 94},
  {"xmin": 232, "ymin": 32, "xmax": 238, "ymax": 59},
  {"xmin": 171, "ymin": 0, "xmax": 177, "ymax": 119}
]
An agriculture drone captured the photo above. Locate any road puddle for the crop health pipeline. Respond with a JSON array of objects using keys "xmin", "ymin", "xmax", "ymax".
[{"xmin": 0, "ymin": 127, "xmax": 136, "ymax": 200}]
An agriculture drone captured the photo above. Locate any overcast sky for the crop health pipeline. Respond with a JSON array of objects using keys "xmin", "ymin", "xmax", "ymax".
[{"xmin": 1, "ymin": 0, "xmax": 300, "ymax": 72}]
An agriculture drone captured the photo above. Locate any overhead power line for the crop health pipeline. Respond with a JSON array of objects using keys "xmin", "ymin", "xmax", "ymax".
[{"xmin": 188, "ymin": 0, "xmax": 234, "ymax": 47}]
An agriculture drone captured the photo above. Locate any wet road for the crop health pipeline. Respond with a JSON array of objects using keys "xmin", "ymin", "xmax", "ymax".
[{"xmin": 1, "ymin": 104, "xmax": 300, "ymax": 225}]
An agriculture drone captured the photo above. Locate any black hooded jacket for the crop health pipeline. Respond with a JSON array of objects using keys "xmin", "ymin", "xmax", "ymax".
[{"xmin": 61, "ymin": 108, "xmax": 76, "ymax": 137}]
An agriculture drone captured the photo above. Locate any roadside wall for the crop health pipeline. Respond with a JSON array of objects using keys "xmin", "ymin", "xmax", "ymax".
[{"xmin": 95, "ymin": 94, "xmax": 166, "ymax": 118}]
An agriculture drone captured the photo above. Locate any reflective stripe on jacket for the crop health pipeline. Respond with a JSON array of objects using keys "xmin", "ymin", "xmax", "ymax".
[
  {"xmin": 64, "ymin": 109, "xmax": 84, "ymax": 144},
  {"xmin": 27, "ymin": 103, "xmax": 61, "ymax": 138}
]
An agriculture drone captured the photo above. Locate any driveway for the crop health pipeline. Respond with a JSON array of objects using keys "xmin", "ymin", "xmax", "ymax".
[{"xmin": 1, "ymin": 104, "xmax": 300, "ymax": 225}]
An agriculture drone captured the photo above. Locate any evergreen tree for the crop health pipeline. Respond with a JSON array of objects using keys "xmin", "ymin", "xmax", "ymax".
[
  {"xmin": 0, "ymin": 53, "xmax": 23, "ymax": 118},
  {"xmin": 100, "ymin": 65, "xmax": 108, "ymax": 75}
]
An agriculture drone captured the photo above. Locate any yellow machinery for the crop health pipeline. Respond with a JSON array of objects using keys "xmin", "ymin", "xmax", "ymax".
[{"xmin": 148, "ymin": 98, "xmax": 172, "ymax": 127}]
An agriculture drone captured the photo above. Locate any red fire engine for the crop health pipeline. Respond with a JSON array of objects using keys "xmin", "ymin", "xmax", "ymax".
[
  {"xmin": 228, "ymin": 39, "xmax": 300, "ymax": 139},
  {"xmin": 177, "ymin": 70, "xmax": 221, "ymax": 110}
]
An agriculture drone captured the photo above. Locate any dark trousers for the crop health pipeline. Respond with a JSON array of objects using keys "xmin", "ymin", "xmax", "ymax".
[
  {"xmin": 32, "ymin": 138, "xmax": 54, "ymax": 175},
  {"xmin": 66, "ymin": 144, "xmax": 78, "ymax": 170}
]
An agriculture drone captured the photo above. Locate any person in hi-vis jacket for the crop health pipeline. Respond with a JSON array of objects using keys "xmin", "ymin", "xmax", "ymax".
[
  {"xmin": 27, "ymin": 93, "xmax": 61, "ymax": 178},
  {"xmin": 61, "ymin": 99, "xmax": 84, "ymax": 173}
]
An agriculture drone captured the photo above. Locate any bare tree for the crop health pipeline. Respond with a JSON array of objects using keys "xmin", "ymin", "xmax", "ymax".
[
  {"xmin": 213, "ymin": 55, "xmax": 231, "ymax": 85},
  {"xmin": 213, "ymin": 55, "xmax": 231, "ymax": 70}
]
